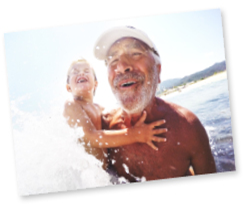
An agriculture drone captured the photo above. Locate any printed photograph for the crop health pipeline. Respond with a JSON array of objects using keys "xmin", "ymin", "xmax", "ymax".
[{"xmin": 4, "ymin": 8, "xmax": 235, "ymax": 196}]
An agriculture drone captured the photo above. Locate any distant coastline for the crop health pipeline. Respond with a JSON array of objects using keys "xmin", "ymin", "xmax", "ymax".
[{"xmin": 157, "ymin": 71, "xmax": 227, "ymax": 97}]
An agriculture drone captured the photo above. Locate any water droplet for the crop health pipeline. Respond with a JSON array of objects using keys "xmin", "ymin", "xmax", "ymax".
[
  {"xmin": 177, "ymin": 142, "xmax": 180, "ymax": 145},
  {"xmin": 99, "ymin": 135, "xmax": 102, "ymax": 139},
  {"xmin": 76, "ymin": 119, "xmax": 80, "ymax": 123},
  {"xmin": 105, "ymin": 142, "xmax": 109, "ymax": 145},
  {"xmin": 111, "ymin": 159, "xmax": 116, "ymax": 164},
  {"xmin": 68, "ymin": 102, "xmax": 71, "ymax": 105},
  {"xmin": 96, "ymin": 46, "xmax": 100, "ymax": 50},
  {"xmin": 170, "ymin": 165, "xmax": 176, "ymax": 170},
  {"xmin": 86, "ymin": 120, "xmax": 89, "ymax": 123},
  {"xmin": 99, "ymin": 142, "xmax": 103, "ymax": 146},
  {"xmin": 122, "ymin": 163, "xmax": 129, "ymax": 174}
]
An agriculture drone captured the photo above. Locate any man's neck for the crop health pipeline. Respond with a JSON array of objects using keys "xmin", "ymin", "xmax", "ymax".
[{"xmin": 122, "ymin": 97, "xmax": 157, "ymax": 126}]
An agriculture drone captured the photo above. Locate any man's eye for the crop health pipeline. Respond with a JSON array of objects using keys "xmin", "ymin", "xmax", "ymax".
[
  {"xmin": 131, "ymin": 52, "xmax": 142, "ymax": 57},
  {"xmin": 109, "ymin": 58, "xmax": 119, "ymax": 66}
]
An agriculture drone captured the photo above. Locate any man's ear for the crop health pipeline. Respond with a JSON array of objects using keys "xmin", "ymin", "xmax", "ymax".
[
  {"xmin": 66, "ymin": 84, "xmax": 72, "ymax": 92},
  {"xmin": 157, "ymin": 64, "xmax": 161, "ymax": 83}
]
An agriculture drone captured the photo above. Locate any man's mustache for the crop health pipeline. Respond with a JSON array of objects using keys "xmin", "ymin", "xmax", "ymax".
[{"xmin": 113, "ymin": 71, "xmax": 145, "ymax": 87}]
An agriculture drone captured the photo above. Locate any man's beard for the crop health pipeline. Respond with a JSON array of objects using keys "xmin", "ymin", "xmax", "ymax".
[{"xmin": 112, "ymin": 69, "xmax": 158, "ymax": 114}]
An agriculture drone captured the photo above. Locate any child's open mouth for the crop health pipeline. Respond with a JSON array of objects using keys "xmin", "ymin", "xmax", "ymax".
[{"xmin": 76, "ymin": 76, "xmax": 88, "ymax": 83}]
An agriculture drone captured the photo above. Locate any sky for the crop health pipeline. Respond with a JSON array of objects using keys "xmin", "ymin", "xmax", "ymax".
[{"xmin": 4, "ymin": 8, "xmax": 226, "ymax": 114}]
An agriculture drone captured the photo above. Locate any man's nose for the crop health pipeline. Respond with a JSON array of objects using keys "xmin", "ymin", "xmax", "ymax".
[{"xmin": 116, "ymin": 54, "xmax": 133, "ymax": 73}]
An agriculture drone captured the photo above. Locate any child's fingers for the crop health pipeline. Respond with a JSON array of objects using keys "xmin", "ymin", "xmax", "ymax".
[
  {"xmin": 153, "ymin": 128, "xmax": 168, "ymax": 135},
  {"xmin": 152, "ymin": 136, "xmax": 167, "ymax": 142},
  {"xmin": 150, "ymin": 119, "xmax": 166, "ymax": 128},
  {"xmin": 134, "ymin": 111, "xmax": 147, "ymax": 126},
  {"xmin": 147, "ymin": 141, "xmax": 158, "ymax": 151}
]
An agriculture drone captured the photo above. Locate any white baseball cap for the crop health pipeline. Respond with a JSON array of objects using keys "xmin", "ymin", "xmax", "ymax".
[{"xmin": 94, "ymin": 26, "xmax": 159, "ymax": 60}]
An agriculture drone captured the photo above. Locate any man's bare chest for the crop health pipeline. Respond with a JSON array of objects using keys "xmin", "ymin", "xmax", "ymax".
[{"xmin": 109, "ymin": 136, "xmax": 191, "ymax": 182}]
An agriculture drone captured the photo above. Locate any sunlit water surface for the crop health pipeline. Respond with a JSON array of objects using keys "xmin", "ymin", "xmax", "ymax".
[{"xmin": 162, "ymin": 74, "xmax": 235, "ymax": 172}]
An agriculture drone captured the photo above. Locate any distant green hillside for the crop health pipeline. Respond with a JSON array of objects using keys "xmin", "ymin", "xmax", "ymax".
[{"xmin": 157, "ymin": 61, "xmax": 226, "ymax": 94}]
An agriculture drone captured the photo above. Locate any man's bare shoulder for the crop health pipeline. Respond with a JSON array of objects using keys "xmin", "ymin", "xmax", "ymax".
[
  {"xmin": 156, "ymin": 97, "xmax": 199, "ymax": 125},
  {"xmin": 158, "ymin": 97, "xmax": 210, "ymax": 146}
]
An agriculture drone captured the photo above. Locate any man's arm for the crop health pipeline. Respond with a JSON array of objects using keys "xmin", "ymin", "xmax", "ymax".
[{"xmin": 188, "ymin": 114, "xmax": 216, "ymax": 174}]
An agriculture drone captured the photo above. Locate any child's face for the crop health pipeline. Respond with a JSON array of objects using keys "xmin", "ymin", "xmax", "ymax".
[{"xmin": 66, "ymin": 62, "xmax": 97, "ymax": 98}]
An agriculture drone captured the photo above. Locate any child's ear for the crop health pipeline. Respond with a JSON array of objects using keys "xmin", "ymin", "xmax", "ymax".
[
  {"xmin": 93, "ymin": 81, "xmax": 98, "ymax": 95},
  {"xmin": 66, "ymin": 84, "xmax": 72, "ymax": 92}
]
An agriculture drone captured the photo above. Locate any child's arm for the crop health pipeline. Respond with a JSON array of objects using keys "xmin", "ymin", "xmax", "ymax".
[{"xmin": 63, "ymin": 101, "xmax": 167, "ymax": 150}]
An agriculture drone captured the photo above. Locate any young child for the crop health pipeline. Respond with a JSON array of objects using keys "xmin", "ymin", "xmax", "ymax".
[{"xmin": 63, "ymin": 59, "xmax": 167, "ymax": 170}]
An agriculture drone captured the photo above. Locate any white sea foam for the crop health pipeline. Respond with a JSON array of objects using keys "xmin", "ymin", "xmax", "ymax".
[{"xmin": 11, "ymin": 96, "xmax": 111, "ymax": 196}]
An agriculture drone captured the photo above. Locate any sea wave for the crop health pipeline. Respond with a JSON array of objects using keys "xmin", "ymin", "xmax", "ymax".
[{"xmin": 11, "ymin": 98, "xmax": 111, "ymax": 196}]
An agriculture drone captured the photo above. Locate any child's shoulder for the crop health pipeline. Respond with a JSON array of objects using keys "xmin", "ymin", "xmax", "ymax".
[
  {"xmin": 64, "ymin": 99, "xmax": 79, "ymax": 108},
  {"xmin": 93, "ymin": 103, "xmax": 105, "ymax": 112},
  {"xmin": 63, "ymin": 99, "xmax": 82, "ymax": 115}
]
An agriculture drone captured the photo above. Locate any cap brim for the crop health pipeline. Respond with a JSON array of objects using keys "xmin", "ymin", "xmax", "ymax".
[{"xmin": 94, "ymin": 26, "xmax": 155, "ymax": 60}]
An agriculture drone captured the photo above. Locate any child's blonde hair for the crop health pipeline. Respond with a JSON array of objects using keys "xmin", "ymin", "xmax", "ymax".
[{"xmin": 66, "ymin": 58, "xmax": 97, "ymax": 84}]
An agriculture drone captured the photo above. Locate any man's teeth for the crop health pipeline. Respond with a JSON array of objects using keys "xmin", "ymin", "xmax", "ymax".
[{"xmin": 121, "ymin": 81, "xmax": 136, "ymax": 87}]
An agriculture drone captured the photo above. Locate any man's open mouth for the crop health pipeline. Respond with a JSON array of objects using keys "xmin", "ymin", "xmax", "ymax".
[{"xmin": 120, "ymin": 81, "xmax": 136, "ymax": 87}]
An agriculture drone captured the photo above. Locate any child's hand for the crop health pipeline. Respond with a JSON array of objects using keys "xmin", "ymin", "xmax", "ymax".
[{"xmin": 133, "ymin": 111, "xmax": 168, "ymax": 151}]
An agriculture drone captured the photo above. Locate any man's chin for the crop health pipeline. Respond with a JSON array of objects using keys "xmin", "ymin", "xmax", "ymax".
[{"xmin": 115, "ymin": 96, "xmax": 147, "ymax": 114}]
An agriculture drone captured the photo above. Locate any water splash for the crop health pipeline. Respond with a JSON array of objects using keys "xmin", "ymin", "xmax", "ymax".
[{"xmin": 11, "ymin": 97, "xmax": 111, "ymax": 196}]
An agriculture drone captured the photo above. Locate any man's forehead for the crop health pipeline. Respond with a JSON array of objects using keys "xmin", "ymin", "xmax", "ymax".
[{"xmin": 107, "ymin": 38, "xmax": 148, "ymax": 56}]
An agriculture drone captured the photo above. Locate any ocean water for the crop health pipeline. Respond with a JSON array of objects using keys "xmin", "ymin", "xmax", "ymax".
[{"xmin": 162, "ymin": 74, "xmax": 235, "ymax": 172}]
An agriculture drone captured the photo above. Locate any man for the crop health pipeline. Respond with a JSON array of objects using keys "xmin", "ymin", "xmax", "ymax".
[{"xmin": 94, "ymin": 26, "xmax": 216, "ymax": 182}]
